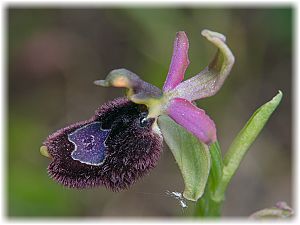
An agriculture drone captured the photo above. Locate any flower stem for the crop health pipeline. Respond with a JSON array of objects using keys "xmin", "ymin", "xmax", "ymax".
[{"xmin": 194, "ymin": 141, "xmax": 223, "ymax": 217}]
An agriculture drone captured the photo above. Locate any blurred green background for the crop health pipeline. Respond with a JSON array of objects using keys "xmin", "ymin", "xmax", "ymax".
[{"xmin": 8, "ymin": 7, "xmax": 292, "ymax": 217}]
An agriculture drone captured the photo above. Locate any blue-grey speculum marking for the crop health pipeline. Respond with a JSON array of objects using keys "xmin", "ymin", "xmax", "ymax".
[{"xmin": 68, "ymin": 121, "xmax": 110, "ymax": 166}]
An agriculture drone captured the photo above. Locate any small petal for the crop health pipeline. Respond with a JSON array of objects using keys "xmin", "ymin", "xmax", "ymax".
[
  {"xmin": 166, "ymin": 98, "xmax": 216, "ymax": 144},
  {"xmin": 95, "ymin": 68, "xmax": 162, "ymax": 106},
  {"xmin": 163, "ymin": 31, "xmax": 190, "ymax": 92},
  {"xmin": 169, "ymin": 29, "xmax": 235, "ymax": 101}
]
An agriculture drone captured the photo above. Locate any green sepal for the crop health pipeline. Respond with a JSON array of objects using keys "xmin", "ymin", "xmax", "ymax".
[{"xmin": 158, "ymin": 115, "xmax": 211, "ymax": 201}]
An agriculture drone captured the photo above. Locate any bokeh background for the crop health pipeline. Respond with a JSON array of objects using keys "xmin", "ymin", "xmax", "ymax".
[{"xmin": 7, "ymin": 7, "xmax": 293, "ymax": 217}]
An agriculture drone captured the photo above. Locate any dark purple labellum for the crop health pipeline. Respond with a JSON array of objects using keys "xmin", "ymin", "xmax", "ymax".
[
  {"xmin": 68, "ymin": 122, "xmax": 110, "ymax": 166},
  {"xmin": 43, "ymin": 97, "xmax": 163, "ymax": 191}
]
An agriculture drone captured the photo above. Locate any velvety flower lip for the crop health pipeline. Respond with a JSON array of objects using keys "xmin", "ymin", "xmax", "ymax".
[
  {"xmin": 97, "ymin": 29, "xmax": 234, "ymax": 145},
  {"xmin": 42, "ymin": 98, "xmax": 163, "ymax": 190}
]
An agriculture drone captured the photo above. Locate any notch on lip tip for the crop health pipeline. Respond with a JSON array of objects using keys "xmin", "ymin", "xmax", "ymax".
[{"xmin": 40, "ymin": 145, "xmax": 51, "ymax": 158}]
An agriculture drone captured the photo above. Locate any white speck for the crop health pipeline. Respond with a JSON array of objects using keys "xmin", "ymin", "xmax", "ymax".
[
  {"xmin": 171, "ymin": 191, "xmax": 182, "ymax": 198},
  {"xmin": 179, "ymin": 200, "xmax": 187, "ymax": 208},
  {"xmin": 166, "ymin": 190, "xmax": 188, "ymax": 209}
]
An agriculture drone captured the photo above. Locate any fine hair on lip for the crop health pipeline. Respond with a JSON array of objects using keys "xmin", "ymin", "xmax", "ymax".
[{"xmin": 44, "ymin": 97, "xmax": 163, "ymax": 191}]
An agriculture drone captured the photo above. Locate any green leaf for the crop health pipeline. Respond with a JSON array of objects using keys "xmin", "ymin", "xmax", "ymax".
[
  {"xmin": 158, "ymin": 115, "xmax": 211, "ymax": 201},
  {"xmin": 214, "ymin": 91, "xmax": 283, "ymax": 201}
]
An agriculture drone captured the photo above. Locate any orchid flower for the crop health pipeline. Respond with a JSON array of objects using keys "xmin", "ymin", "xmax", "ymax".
[{"xmin": 41, "ymin": 29, "xmax": 234, "ymax": 193}]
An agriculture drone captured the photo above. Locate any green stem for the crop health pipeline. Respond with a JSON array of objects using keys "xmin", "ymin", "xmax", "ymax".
[
  {"xmin": 194, "ymin": 191, "xmax": 222, "ymax": 217},
  {"xmin": 194, "ymin": 141, "xmax": 223, "ymax": 217}
]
